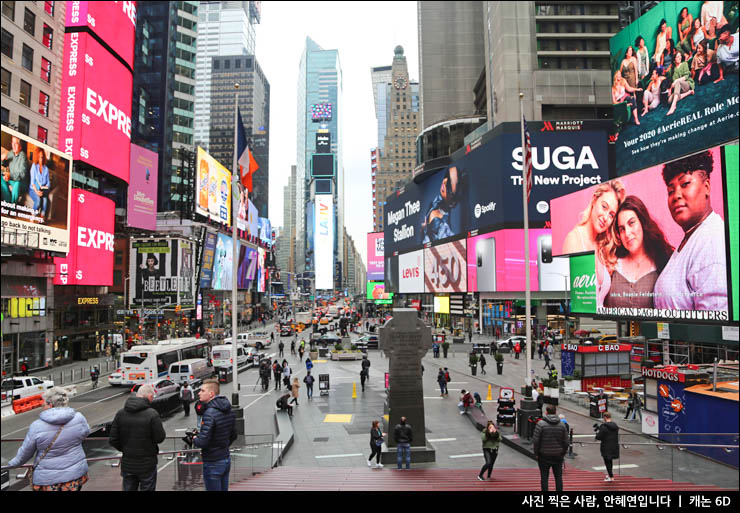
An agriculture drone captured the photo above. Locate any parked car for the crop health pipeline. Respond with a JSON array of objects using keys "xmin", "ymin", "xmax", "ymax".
[
  {"xmin": 496, "ymin": 336, "xmax": 527, "ymax": 350},
  {"xmin": 1, "ymin": 376, "xmax": 55, "ymax": 404},
  {"xmin": 130, "ymin": 378, "xmax": 179, "ymax": 398},
  {"xmin": 245, "ymin": 347, "xmax": 264, "ymax": 365},
  {"xmin": 279, "ymin": 325, "xmax": 294, "ymax": 337},
  {"xmin": 108, "ymin": 368, "xmax": 123, "ymax": 386},
  {"xmin": 356, "ymin": 334, "xmax": 379, "ymax": 349}
]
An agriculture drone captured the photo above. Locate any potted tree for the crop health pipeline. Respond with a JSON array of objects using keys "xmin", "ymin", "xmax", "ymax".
[
  {"xmin": 469, "ymin": 353, "xmax": 479, "ymax": 376},
  {"xmin": 495, "ymin": 353, "xmax": 504, "ymax": 375},
  {"xmin": 442, "ymin": 341, "xmax": 450, "ymax": 358}
]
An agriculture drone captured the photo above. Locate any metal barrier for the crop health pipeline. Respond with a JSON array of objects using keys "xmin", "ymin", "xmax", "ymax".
[{"xmin": 1, "ymin": 434, "xmax": 281, "ymax": 491}]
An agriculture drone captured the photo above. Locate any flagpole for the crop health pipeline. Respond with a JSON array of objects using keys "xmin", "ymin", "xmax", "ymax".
[
  {"xmin": 231, "ymin": 83, "xmax": 240, "ymax": 407},
  {"xmin": 520, "ymin": 92, "xmax": 533, "ymax": 399}
]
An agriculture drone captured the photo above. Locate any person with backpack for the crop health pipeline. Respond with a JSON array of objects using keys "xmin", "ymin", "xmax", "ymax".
[
  {"xmin": 479, "ymin": 354, "xmax": 487, "ymax": 375},
  {"xmin": 180, "ymin": 382, "xmax": 194, "ymax": 417},
  {"xmin": 477, "ymin": 420, "xmax": 501, "ymax": 481},
  {"xmin": 532, "ymin": 405, "xmax": 569, "ymax": 492},
  {"xmin": 303, "ymin": 371, "xmax": 315, "ymax": 401},
  {"xmin": 624, "ymin": 390, "xmax": 642, "ymax": 422},
  {"xmin": 305, "ymin": 357, "xmax": 313, "ymax": 373},
  {"xmin": 437, "ymin": 368, "xmax": 448, "ymax": 397}
]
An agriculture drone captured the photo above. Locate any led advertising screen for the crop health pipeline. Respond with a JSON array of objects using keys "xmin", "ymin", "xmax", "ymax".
[
  {"xmin": 1, "ymin": 126, "xmax": 72, "ymax": 253},
  {"xmin": 434, "ymin": 296, "xmax": 450, "ymax": 315},
  {"xmin": 258, "ymin": 217, "xmax": 272, "ymax": 246},
  {"xmin": 127, "ymin": 144, "xmax": 157, "ymax": 231},
  {"xmin": 609, "ymin": 1, "xmax": 739, "ymax": 176},
  {"xmin": 366, "ymin": 232, "xmax": 385, "ymax": 281},
  {"xmin": 466, "ymin": 229, "xmax": 570, "ymax": 292},
  {"xmin": 211, "ymin": 233, "xmax": 234, "ymax": 291},
  {"xmin": 257, "ymin": 247, "xmax": 267, "ymax": 293},
  {"xmin": 398, "ymin": 249, "xmax": 424, "ymax": 293},
  {"xmin": 314, "ymin": 194, "xmax": 334, "ymax": 290},
  {"xmin": 311, "ymin": 103, "xmax": 333, "ymax": 121},
  {"xmin": 59, "ymin": 32, "xmax": 133, "ymax": 183},
  {"xmin": 315, "ymin": 179, "xmax": 332, "ymax": 194},
  {"xmin": 384, "ymin": 122, "xmax": 610, "ymax": 255},
  {"xmin": 384, "ymin": 253, "xmax": 399, "ymax": 293},
  {"xmin": 238, "ymin": 245, "xmax": 258, "ymax": 289},
  {"xmin": 367, "ymin": 281, "xmax": 393, "ymax": 300},
  {"xmin": 199, "ymin": 231, "xmax": 217, "ymax": 290},
  {"xmin": 54, "ymin": 189, "xmax": 114, "ymax": 286},
  {"xmin": 195, "ymin": 147, "xmax": 231, "ymax": 227},
  {"xmin": 311, "ymin": 154, "xmax": 334, "ymax": 178},
  {"xmin": 551, "ymin": 146, "xmax": 729, "ymax": 322},
  {"xmin": 725, "ymin": 145, "xmax": 739, "ymax": 321},
  {"xmin": 316, "ymin": 132, "xmax": 331, "ymax": 152},
  {"xmin": 424, "ymin": 239, "xmax": 467, "ymax": 293},
  {"xmin": 65, "ymin": 1, "xmax": 137, "ymax": 69},
  {"xmin": 129, "ymin": 238, "xmax": 195, "ymax": 308}
]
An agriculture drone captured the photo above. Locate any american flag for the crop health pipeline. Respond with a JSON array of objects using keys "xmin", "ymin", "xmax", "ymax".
[{"xmin": 523, "ymin": 116, "xmax": 532, "ymax": 202}]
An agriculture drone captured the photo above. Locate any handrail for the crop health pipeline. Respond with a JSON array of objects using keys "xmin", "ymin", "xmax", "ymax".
[{"xmin": 572, "ymin": 441, "xmax": 739, "ymax": 449}]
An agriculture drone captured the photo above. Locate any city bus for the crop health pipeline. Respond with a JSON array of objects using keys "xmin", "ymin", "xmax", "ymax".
[{"xmin": 120, "ymin": 338, "xmax": 211, "ymax": 386}]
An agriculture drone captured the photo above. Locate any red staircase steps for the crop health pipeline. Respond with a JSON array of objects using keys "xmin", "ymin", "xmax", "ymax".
[{"xmin": 231, "ymin": 467, "xmax": 730, "ymax": 492}]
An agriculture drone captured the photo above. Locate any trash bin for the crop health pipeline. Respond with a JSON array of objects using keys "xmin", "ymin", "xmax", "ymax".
[
  {"xmin": 319, "ymin": 374, "xmax": 330, "ymax": 396},
  {"xmin": 589, "ymin": 392, "xmax": 608, "ymax": 418},
  {"xmin": 319, "ymin": 347, "xmax": 329, "ymax": 358},
  {"xmin": 217, "ymin": 367, "xmax": 232, "ymax": 384}
]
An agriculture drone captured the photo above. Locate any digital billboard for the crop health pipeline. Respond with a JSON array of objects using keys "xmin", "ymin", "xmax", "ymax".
[
  {"xmin": 424, "ymin": 239, "xmax": 467, "ymax": 293},
  {"xmin": 65, "ymin": 1, "xmax": 137, "ymax": 69},
  {"xmin": 434, "ymin": 296, "xmax": 450, "ymax": 315},
  {"xmin": 211, "ymin": 233, "xmax": 234, "ymax": 291},
  {"xmin": 367, "ymin": 281, "xmax": 393, "ymax": 300},
  {"xmin": 609, "ymin": 1, "xmax": 739, "ymax": 176},
  {"xmin": 59, "ymin": 32, "xmax": 133, "ymax": 183},
  {"xmin": 311, "ymin": 103, "xmax": 333, "ymax": 121},
  {"xmin": 54, "ymin": 189, "xmax": 114, "ymax": 286},
  {"xmin": 258, "ymin": 217, "xmax": 272, "ymax": 246},
  {"xmin": 384, "ymin": 253, "xmax": 399, "ymax": 293},
  {"xmin": 1, "ymin": 126, "xmax": 72, "ymax": 253},
  {"xmin": 398, "ymin": 249, "xmax": 424, "ymax": 293},
  {"xmin": 314, "ymin": 194, "xmax": 334, "ymax": 290},
  {"xmin": 199, "ymin": 231, "xmax": 218, "ymax": 290},
  {"xmin": 312, "ymin": 154, "xmax": 334, "ymax": 178},
  {"xmin": 366, "ymin": 232, "xmax": 384, "ymax": 281},
  {"xmin": 130, "ymin": 238, "xmax": 195, "ymax": 309},
  {"xmin": 466, "ymin": 229, "xmax": 570, "ymax": 293},
  {"xmin": 316, "ymin": 132, "xmax": 331, "ymax": 152},
  {"xmin": 257, "ymin": 247, "xmax": 267, "ymax": 293},
  {"xmin": 195, "ymin": 147, "xmax": 231, "ymax": 227},
  {"xmin": 551, "ymin": 146, "xmax": 729, "ymax": 322},
  {"xmin": 238, "ymin": 245, "xmax": 258, "ymax": 289},
  {"xmin": 384, "ymin": 122, "xmax": 610, "ymax": 255},
  {"xmin": 127, "ymin": 144, "xmax": 157, "ymax": 231},
  {"xmin": 726, "ymin": 146, "xmax": 739, "ymax": 321}
]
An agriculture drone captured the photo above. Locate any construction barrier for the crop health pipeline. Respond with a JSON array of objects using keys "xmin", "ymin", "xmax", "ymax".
[{"xmin": 11, "ymin": 394, "xmax": 43, "ymax": 414}]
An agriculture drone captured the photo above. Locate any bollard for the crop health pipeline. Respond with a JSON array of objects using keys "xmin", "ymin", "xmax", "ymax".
[
  {"xmin": 352, "ymin": 382, "xmax": 357, "ymax": 399},
  {"xmin": 487, "ymin": 384, "xmax": 492, "ymax": 401}
]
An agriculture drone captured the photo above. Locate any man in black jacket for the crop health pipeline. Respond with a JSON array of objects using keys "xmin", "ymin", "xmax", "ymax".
[
  {"xmin": 596, "ymin": 412, "xmax": 620, "ymax": 482},
  {"xmin": 360, "ymin": 356, "xmax": 371, "ymax": 392},
  {"xmin": 393, "ymin": 417, "xmax": 413, "ymax": 470},
  {"xmin": 532, "ymin": 405, "xmax": 569, "ymax": 492},
  {"xmin": 109, "ymin": 384, "xmax": 167, "ymax": 491},
  {"xmin": 193, "ymin": 379, "xmax": 238, "ymax": 491}
]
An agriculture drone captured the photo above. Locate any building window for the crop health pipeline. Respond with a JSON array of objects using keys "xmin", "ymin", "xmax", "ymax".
[
  {"xmin": 1, "ymin": 67, "xmax": 9, "ymax": 96},
  {"xmin": 1, "ymin": 28, "xmax": 12, "ymax": 59},
  {"xmin": 37, "ymin": 125, "xmax": 48, "ymax": 144},
  {"xmin": 42, "ymin": 24, "xmax": 53, "ymax": 50},
  {"xmin": 17, "ymin": 116, "xmax": 29, "ymax": 135},
  {"xmin": 224, "ymin": 59, "xmax": 230, "ymax": 69},
  {"xmin": 0, "ymin": 107, "xmax": 8, "ymax": 125},
  {"xmin": 19, "ymin": 80, "xmax": 31, "ymax": 107},
  {"xmin": 22, "ymin": 44, "xmax": 34, "ymax": 71},
  {"xmin": 40, "ymin": 57, "xmax": 51, "ymax": 82},
  {"xmin": 24, "ymin": 8, "xmax": 35, "ymax": 36},
  {"xmin": 39, "ymin": 91, "xmax": 49, "ymax": 116},
  {"xmin": 2, "ymin": 1, "xmax": 15, "ymax": 20},
  {"xmin": 213, "ymin": 60, "xmax": 220, "ymax": 70}
]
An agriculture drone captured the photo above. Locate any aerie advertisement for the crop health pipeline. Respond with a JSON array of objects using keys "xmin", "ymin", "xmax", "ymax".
[
  {"xmin": 552, "ymin": 146, "xmax": 729, "ymax": 322},
  {"xmin": 54, "ymin": 189, "xmax": 114, "ymax": 286},
  {"xmin": 127, "ymin": 143, "xmax": 157, "ymax": 231},
  {"xmin": 1, "ymin": 126, "xmax": 72, "ymax": 253},
  {"xmin": 59, "ymin": 32, "xmax": 133, "ymax": 183}
]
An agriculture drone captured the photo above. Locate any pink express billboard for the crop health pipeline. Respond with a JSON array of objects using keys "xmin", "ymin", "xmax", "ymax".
[
  {"xmin": 65, "ymin": 1, "xmax": 137, "ymax": 69},
  {"xmin": 127, "ymin": 144, "xmax": 158, "ymax": 230},
  {"xmin": 59, "ymin": 32, "xmax": 133, "ymax": 183},
  {"xmin": 367, "ymin": 232, "xmax": 384, "ymax": 281},
  {"xmin": 54, "ymin": 189, "xmax": 115, "ymax": 286}
]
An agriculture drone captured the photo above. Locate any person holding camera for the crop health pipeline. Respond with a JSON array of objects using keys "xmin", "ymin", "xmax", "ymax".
[
  {"xmin": 595, "ymin": 411, "xmax": 620, "ymax": 482},
  {"xmin": 192, "ymin": 379, "xmax": 238, "ymax": 491},
  {"xmin": 477, "ymin": 420, "xmax": 501, "ymax": 481}
]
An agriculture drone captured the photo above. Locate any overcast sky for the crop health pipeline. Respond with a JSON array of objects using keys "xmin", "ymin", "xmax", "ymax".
[{"xmin": 255, "ymin": 1, "xmax": 419, "ymax": 267}]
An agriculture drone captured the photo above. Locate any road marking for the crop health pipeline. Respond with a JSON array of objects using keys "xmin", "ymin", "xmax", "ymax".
[
  {"xmin": 449, "ymin": 453, "xmax": 483, "ymax": 459},
  {"xmin": 243, "ymin": 393, "xmax": 270, "ymax": 410},
  {"xmin": 315, "ymin": 453, "xmax": 364, "ymax": 460},
  {"xmin": 592, "ymin": 464, "xmax": 639, "ymax": 471},
  {"xmin": 423, "ymin": 397, "xmax": 444, "ymax": 400},
  {"xmin": 428, "ymin": 438, "xmax": 456, "ymax": 442},
  {"xmin": 157, "ymin": 458, "xmax": 176, "ymax": 473},
  {"xmin": 241, "ymin": 394, "xmax": 265, "ymax": 397},
  {"xmin": 232, "ymin": 453, "xmax": 257, "ymax": 459}
]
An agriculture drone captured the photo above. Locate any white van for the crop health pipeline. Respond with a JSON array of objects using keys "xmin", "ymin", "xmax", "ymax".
[
  {"xmin": 211, "ymin": 344, "xmax": 250, "ymax": 370},
  {"xmin": 167, "ymin": 358, "xmax": 213, "ymax": 386},
  {"xmin": 223, "ymin": 333, "xmax": 250, "ymax": 345}
]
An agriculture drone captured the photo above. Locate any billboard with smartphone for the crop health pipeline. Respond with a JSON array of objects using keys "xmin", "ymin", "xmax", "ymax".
[
  {"xmin": 367, "ymin": 232, "xmax": 384, "ymax": 281},
  {"xmin": 551, "ymin": 146, "xmax": 729, "ymax": 322},
  {"xmin": 424, "ymin": 239, "xmax": 467, "ymax": 293},
  {"xmin": 59, "ymin": 32, "xmax": 133, "ymax": 183},
  {"xmin": 54, "ymin": 189, "xmax": 114, "ymax": 286},
  {"xmin": 65, "ymin": 1, "xmax": 137, "ymax": 69},
  {"xmin": 127, "ymin": 144, "xmax": 158, "ymax": 230},
  {"xmin": 1, "ymin": 126, "xmax": 72, "ymax": 253}
]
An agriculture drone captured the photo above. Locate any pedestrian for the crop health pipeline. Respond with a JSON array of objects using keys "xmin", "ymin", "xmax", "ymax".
[
  {"xmin": 303, "ymin": 371, "xmax": 315, "ymax": 400},
  {"xmin": 305, "ymin": 357, "xmax": 313, "ymax": 373},
  {"xmin": 538, "ymin": 341, "xmax": 544, "ymax": 359},
  {"xmin": 278, "ymin": 340, "xmax": 284, "ymax": 358},
  {"xmin": 298, "ymin": 344, "xmax": 305, "ymax": 361},
  {"xmin": 282, "ymin": 361, "xmax": 292, "ymax": 389},
  {"xmin": 468, "ymin": 330, "xmax": 473, "ymax": 343},
  {"xmin": 271, "ymin": 332, "xmax": 275, "ymax": 344},
  {"xmin": 109, "ymin": 384, "xmax": 166, "ymax": 491},
  {"xmin": 180, "ymin": 382, "xmax": 194, "ymax": 417},
  {"xmin": 479, "ymin": 354, "xmax": 487, "ymax": 375},
  {"xmin": 9, "ymin": 387, "xmax": 90, "ymax": 491},
  {"xmin": 490, "ymin": 341, "xmax": 497, "ymax": 355},
  {"xmin": 192, "ymin": 379, "xmax": 238, "ymax": 491},
  {"xmin": 367, "ymin": 420, "xmax": 385, "ymax": 468},
  {"xmin": 276, "ymin": 393, "xmax": 293, "ymax": 417},
  {"xmin": 532, "ymin": 405, "xmax": 569, "ymax": 492},
  {"xmin": 547, "ymin": 342, "xmax": 554, "ymax": 362},
  {"xmin": 273, "ymin": 360, "xmax": 282, "ymax": 391},
  {"xmin": 20, "ymin": 360, "xmax": 29, "ymax": 376},
  {"xmin": 477, "ymin": 420, "xmax": 501, "ymax": 481},
  {"xmin": 195, "ymin": 398, "xmax": 207, "ymax": 427},
  {"xmin": 514, "ymin": 341, "xmax": 521, "ymax": 360},
  {"xmin": 432, "ymin": 342, "xmax": 439, "ymax": 358},
  {"xmin": 458, "ymin": 389, "xmax": 474, "ymax": 415},
  {"xmin": 624, "ymin": 390, "xmax": 642, "ymax": 422},
  {"xmin": 360, "ymin": 355, "xmax": 371, "ymax": 392},
  {"xmin": 543, "ymin": 345, "xmax": 551, "ymax": 369},
  {"xmin": 596, "ymin": 412, "xmax": 620, "ymax": 482},
  {"xmin": 289, "ymin": 376, "xmax": 300, "ymax": 407},
  {"xmin": 437, "ymin": 368, "xmax": 448, "ymax": 397},
  {"xmin": 393, "ymin": 416, "xmax": 413, "ymax": 470},
  {"xmin": 291, "ymin": 337, "xmax": 297, "ymax": 356}
]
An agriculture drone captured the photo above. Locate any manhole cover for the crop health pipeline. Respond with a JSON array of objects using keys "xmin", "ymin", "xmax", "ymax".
[{"xmin": 313, "ymin": 437, "xmax": 329, "ymax": 443}]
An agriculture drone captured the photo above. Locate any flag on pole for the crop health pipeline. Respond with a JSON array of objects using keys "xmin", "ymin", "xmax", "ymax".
[
  {"xmin": 237, "ymin": 109, "xmax": 259, "ymax": 192},
  {"xmin": 523, "ymin": 116, "xmax": 533, "ymax": 202}
]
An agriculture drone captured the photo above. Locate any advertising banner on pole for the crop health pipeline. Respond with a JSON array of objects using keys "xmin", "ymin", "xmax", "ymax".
[
  {"xmin": 1, "ymin": 126, "xmax": 72, "ymax": 253},
  {"xmin": 127, "ymin": 143, "xmax": 158, "ymax": 230},
  {"xmin": 129, "ymin": 238, "xmax": 195, "ymax": 309}
]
